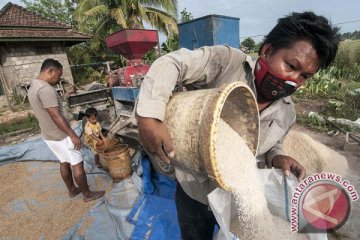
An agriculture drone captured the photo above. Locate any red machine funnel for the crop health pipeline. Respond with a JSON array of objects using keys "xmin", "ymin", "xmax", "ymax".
[{"xmin": 106, "ymin": 29, "xmax": 158, "ymax": 60}]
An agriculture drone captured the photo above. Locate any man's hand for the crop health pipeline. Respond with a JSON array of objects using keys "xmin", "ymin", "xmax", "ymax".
[
  {"xmin": 137, "ymin": 116, "xmax": 175, "ymax": 164},
  {"xmin": 70, "ymin": 135, "xmax": 83, "ymax": 151},
  {"xmin": 46, "ymin": 106, "xmax": 82, "ymax": 150},
  {"xmin": 272, "ymin": 155, "xmax": 306, "ymax": 181}
]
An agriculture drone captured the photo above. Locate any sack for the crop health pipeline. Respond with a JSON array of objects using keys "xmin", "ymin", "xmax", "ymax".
[{"xmin": 209, "ymin": 169, "xmax": 328, "ymax": 240}]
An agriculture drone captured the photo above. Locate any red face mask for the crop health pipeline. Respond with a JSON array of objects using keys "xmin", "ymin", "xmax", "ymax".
[{"xmin": 254, "ymin": 57, "xmax": 299, "ymax": 102}]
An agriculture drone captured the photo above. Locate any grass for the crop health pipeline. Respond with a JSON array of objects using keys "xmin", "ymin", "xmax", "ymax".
[
  {"xmin": 295, "ymin": 83, "xmax": 360, "ymax": 133},
  {"xmin": 296, "ymin": 114, "xmax": 330, "ymax": 132},
  {"xmin": 0, "ymin": 114, "xmax": 39, "ymax": 135},
  {"xmin": 294, "ymin": 40, "xmax": 360, "ymax": 133}
]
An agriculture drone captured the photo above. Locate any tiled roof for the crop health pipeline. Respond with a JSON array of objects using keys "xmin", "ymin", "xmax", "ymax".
[
  {"xmin": 0, "ymin": 2, "xmax": 91, "ymax": 41},
  {"xmin": 0, "ymin": 29, "xmax": 91, "ymax": 39}
]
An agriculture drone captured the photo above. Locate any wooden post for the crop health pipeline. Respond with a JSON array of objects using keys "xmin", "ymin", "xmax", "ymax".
[{"xmin": 0, "ymin": 65, "xmax": 15, "ymax": 111}]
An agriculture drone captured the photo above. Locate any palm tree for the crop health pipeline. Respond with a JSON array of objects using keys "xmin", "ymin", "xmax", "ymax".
[
  {"xmin": 68, "ymin": 0, "xmax": 178, "ymax": 84},
  {"xmin": 75, "ymin": 0, "xmax": 178, "ymax": 49}
]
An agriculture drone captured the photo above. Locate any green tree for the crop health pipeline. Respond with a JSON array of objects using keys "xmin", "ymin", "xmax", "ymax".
[
  {"xmin": 21, "ymin": 0, "xmax": 76, "ymax": 27},
  {"xmin": 71, "ymin": 0, "xmax": 179, "ymax": 84},
  {"xmin": 75, "ymin": 0, "xmax": 178, "ymax": 41},
  {"xmin": 72, "ymin": 0, "xmax": 179, "ymax": 64},
  {"xmin": 241, "ymin": 37, "xmax": 256, "ymax": 52},
  {"xmin": 180, "ymin": 8, "xmax": 193, "ymax": 23},
  {"xmin": 341, "ymin": 30, "xmax": 360, "ymax": 41},
  {"xmin": 161, "ymin": 8, "xmax": 194, "ymax": 53},
  {"xmin": 161, "ymin": 33, "xmax": 179, "ymax": 53}
]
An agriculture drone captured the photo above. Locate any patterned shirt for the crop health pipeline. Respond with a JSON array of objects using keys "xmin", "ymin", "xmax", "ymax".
[
  {"xmin": 136, "ymin": 45, "xmax": 296, "ymax": 205},
  {"xmin": 84, "ymin": 121, "xmax": 102, "ymax": 152}
]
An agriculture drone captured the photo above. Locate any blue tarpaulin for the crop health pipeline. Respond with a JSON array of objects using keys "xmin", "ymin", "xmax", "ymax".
[
  {"xmin": 130, "ymin": 194, "xmax": 181, "ymax": 240},
  {"xmin": 127, "ymin": 158, "xmax": 180, "ymax": 240}
]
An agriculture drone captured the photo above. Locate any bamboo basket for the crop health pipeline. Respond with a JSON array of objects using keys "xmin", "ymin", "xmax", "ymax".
[
  {"xmin": 162, "ymin": 81, "xmax": 260, "ymax": 190},
  {"xmin": 103, "ymin": 144, "xmax": 132, "ymax": 181},
  {"xmin": 95, "ymin": 138, "xmax": 118, "ymax": 171}
]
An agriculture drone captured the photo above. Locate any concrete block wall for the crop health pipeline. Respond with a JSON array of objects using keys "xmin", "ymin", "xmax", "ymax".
[
  {"xmin": 0, "ymin": 95, "xmax": 8, "ymax": 109},
  {"xmin": 0, "ymin": 42, "xmax": 74, "ymax": 94}
]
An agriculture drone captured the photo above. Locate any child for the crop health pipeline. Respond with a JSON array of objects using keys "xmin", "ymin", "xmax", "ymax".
[{"xmin": 84, "ymin": 107, "xmax": 104, "ymax": 167}]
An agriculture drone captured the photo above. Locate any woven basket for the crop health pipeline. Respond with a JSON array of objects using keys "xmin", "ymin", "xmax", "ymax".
[
  {"xmin": 104, "ymin": 144, "xmax": 132, "ymax": 181},
  {"xmin": 95, "ymin": 138, "xmax": 118, "ymax": 171},
  {"xmin": 162, "ymin": 81, "xmax": 259, "ymax": 190}
]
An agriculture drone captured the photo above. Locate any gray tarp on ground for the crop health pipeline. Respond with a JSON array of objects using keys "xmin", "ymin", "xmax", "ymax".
[
  {"xmin": 0, "ymin": 132, "xmax": 182, "ymax": 240},
  {"xmin": 0, "ymin": 124, "xmax": 93, "ymax": 167},
  {"xmin": 0, "ymin": 137, "xmax": 58, "ymax": 164},
  {"xmin": 0, "ymin": 135, "xmax": 141, "ymax": 239}
]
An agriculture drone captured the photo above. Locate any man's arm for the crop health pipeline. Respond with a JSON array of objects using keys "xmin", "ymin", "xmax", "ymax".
[
  {"xmin": 272, "ymin": 154, "xmax": 306, "ymax": 181},
  {"xmin": 137, "ymin": 117, "xmax": 174, "ymax": 163},
  {"xmin": 137, "ymin": 46, "xmax": 247, "ymax": 163},
  {"xmin": 265, "ymin": 128, "xmax": 306, "ymax": 181},
  {"xmin": 137, "ymin": 46, "xmax": 246, "ymax": 121},
  {"xmin": 46, "ymin": 106, "xmax": 82, "ymax": 150}
]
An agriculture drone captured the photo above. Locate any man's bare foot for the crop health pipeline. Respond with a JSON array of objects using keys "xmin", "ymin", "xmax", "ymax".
[
  {"xmin": 69, "ymin": 187, "xmax": 81, "ymax": 198},
  {"xmin": 83, "ymin": 191, "xmax": 105, "ymax": 202}
]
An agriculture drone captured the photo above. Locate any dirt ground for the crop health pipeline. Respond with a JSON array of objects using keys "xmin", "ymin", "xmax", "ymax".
[
  {"xmin": 0, "ymin": 108, "xmax": 33, "ymax": 125},
  {"xmin": 0, "ymin": 107, "xmax": 38, "ymax": 146}
]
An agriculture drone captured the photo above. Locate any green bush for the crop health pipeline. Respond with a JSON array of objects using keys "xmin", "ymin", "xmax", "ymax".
[
  {"xmin": 295, "ymin": 40, "xmax": 360, "ymax": 131},
  {"xmin": 301, "ymin": 67, "xmax": 342, "ymax": 96},
  {"xmin": 71, "ymin": 67, "xmax": 108, "ymax": 85},
  {"xmin": 0, "ymin": 114, "xmax": 39, "ymax": 135},
  {"xmin": 331, "ymin": 41, "xmax": 360, "ymax": 82},
  {"xmin": 296, "ymin": 114, "xmax": 330, "ymax": 132}
]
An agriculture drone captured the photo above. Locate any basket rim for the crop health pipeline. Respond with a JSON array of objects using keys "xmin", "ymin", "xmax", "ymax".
[
  {"xmin": 95, "ymin": 138, "xmax": 119, "ymax": 152},
  {"xmin": 103, "ymin": 144, "xmax": 129, "ymax": 154},
  {"xmin": 203, "ymin": 81, "xmax": 259, "ymax": 190},
  {"xmin": 104, "ymin": 149, "xmax": 130, "ymax": 161}
]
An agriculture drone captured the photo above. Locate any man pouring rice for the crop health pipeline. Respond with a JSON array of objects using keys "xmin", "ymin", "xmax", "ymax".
[{"xmin": 136, "ymin": 11, "xmax": 340, "ymax": 239}]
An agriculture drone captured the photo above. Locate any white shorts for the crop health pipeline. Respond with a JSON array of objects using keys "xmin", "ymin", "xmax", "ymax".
[{"xmin": 44, "ymin": 136, "xmax": 83, "ymax": 166}]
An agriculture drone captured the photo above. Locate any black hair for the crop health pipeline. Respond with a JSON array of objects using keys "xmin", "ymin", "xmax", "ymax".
[
  {"xmin": 40, "ymin": 59, "xmax": 63, "ymax": 72},
  {"xmin": 85, "ymin": 107, "xmax": 98, "ymax": 117},
  {"xmin": 259, "ymin": 11, "xmax": 341, "ymax": 69}
]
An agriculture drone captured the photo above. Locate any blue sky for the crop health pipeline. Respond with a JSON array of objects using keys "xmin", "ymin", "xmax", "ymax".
[
  {"xmin": 177, "ymin": 0, "xmax": 360, "ymax": 42},
  {"xmin": 2, "ymin": 0, "xmax": 360, "ymax": 43}
]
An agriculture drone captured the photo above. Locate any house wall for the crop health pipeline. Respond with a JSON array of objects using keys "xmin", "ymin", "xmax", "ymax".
[
  {"xmin": 0, "ymin": 95, "xmax": 8, "ymax": 109},
  {"xmin": 0, "ymin": 42, "xmax": 74, "ymax": 95}
]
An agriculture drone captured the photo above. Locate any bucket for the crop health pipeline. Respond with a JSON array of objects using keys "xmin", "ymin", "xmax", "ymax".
[
  {"xmin": 159, "ymin": 81, "xmax": 259, "ymax": 190},
  {"xmin": 95, "ymin": 138, "xmax": 118, "ymax": 171},
  {"xmin": 103, "ymin": 144, "xmax": 132, "ymax": 181}
]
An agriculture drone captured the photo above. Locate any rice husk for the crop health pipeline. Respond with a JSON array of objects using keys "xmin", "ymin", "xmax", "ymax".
[
  {"xmin": 0, "ymin": 162, "xmax": 99, "ymax": 239},
  {"xmin": 284, "ymin": 130, "xmax": 348, "ymax": 176}
]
